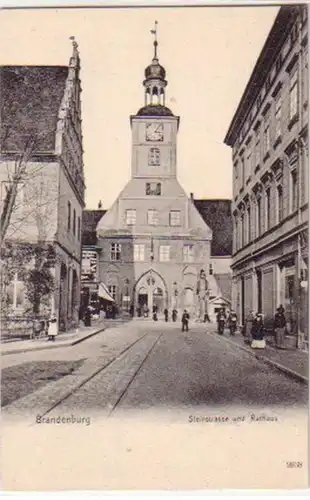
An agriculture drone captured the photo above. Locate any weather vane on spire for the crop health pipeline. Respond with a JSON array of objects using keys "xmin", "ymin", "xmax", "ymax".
[{"xmin": 150, "ymin": 20, "xmax": 158, "ymax": 58}]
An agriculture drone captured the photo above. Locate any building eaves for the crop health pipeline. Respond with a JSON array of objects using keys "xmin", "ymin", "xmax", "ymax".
[{"xmin": 224, "ymin": 5, "xmax": 298, "ymax": 147}]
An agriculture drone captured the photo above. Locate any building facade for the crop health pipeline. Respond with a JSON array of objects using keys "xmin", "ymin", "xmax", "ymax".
[
  {"xmin": 95, "ymin": 32, "xmax": 222, "ymax": 319},
  {"xmin": 224, "ymin": 5, "xmax": 308, "ymax": 348},
  {"xmin": 0, "ymin": 39, "xmax": 85, "ymax": 331}
]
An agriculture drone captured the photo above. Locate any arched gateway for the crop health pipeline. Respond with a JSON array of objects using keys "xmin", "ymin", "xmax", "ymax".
[{"xmin": 134, "ymin": 269, "xmax": 168, "ymax": 313}]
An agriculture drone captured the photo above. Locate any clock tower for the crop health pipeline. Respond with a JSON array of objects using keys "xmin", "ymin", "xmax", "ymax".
[
  {"xmin": 130, "ymin": 21, "xmax": 179, "ymax": 179},
  {"xmin": 97, "ymin": 22, "xmax": 213, "ymax": 319}
]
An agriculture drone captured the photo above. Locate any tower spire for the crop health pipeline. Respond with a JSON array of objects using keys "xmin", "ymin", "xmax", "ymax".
[{"xmin": 150, "ymin": 20, "xmax": 158, "ymax": 59}]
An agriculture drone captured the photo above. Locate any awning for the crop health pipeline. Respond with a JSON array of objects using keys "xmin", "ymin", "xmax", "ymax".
[{"xmin": 98, "ymin": 282, "xmax": 115, "ymax": 302}]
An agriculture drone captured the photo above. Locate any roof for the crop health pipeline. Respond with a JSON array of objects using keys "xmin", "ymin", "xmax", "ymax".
[
  {"xmin": 82, "ymin": 209, "xmax": 107, "ymax": 245},
  {"xmin": 224, "ymin": 6, "xmax": 297, "ymax": 146},
  {"xmin": 1, "ymin": 65, "xmax": 68, "ymax": 152},
  {"xmin": 194, "ymin": 199, "xmax": 232, "ymax": 256},
  {"xmin": 136, "ymin": 104, "xmax": 174, "ymax": 116}
]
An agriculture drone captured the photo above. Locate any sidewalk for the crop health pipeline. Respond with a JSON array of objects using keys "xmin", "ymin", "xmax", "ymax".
[
  {"xmin": 207, "ymin": 327, "xmax": 308, "ymax": 383},
  {"xmin": 1, "ymin": 319, "xmax": 108, "ymax": 356}
]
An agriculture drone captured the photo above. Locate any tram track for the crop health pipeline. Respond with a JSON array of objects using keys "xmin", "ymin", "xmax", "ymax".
[
  {"xmin": 5, "ymin": 329, "xmax": 164, "ymax": 420},
  {"xmin": 52, "ymin": 330, "xmax": 164, "ymax": 416}
]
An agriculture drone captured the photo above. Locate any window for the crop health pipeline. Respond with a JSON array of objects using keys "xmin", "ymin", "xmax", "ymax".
[
  {"xmin": 67, "ymin": 201, "xmax": 71, "ymax": 231},
  {"xmin": 148, "ymin": 147, "xmax": 160, "ymax": 166},
  {"xmin": 275, "ymin": 94, "xmax": 282, "ymax": 139},
  {"xmin": 146, "ymin": 182, "xmax": 161, "ymax": 196},
  {"xmin": 126, "ymin": 209, "xmax": 136, "ymax": 225},
  {"xmin": 263, "ymin": 116, "xmax": 271, "ymax": 155},
  {"xmin": 255, "ymin": 129, "xmax": 261, "ymax": 167},
  {"xmin": 183, "ymin": 244, "xmax": 194, "ymax": 262},
  {"xmin": 77, "ymin": 216, "xmax": 81, "ymax": 241},
  {"xmin": 265, "ymin": 188, "xmax": 271, "ymax": 230},
  {"xmin": 108, "ymin": 285, "xmax": 117, "ymax": 300},
  {"xmin": 291, "ymin": 170, "xmax": 298, "ymax": 212},
  {"xmin": 134, "ymin": 244, "xmax": 145, "ymax": 261},
  {"xmin": 277, "ymin": 185, "xmax": 283, "ymax": 222},
  {"xmin": 246, "ymin": 150, "xmax": 252, "ymax": 180},
  {"xmin": 209, "ymin": 263, "xmax": 213, "ymax": 275},
  {"xmin": 147, "ymin": 209, "xmax": 158, "ymax": 225},
  {"xmin": 257, "ymin": 197, "xmax": 262, "ymax": 237},
  {"xmin": 241, "ymin": 157, "xmax": 245, "ymax": 187},
  {"xmin": 247, "ymin": 205, "xmax": 251, "ymax": 243},
  {"xmin": 240, "ymin": 213, "xmax": 244, "ymax": 248},
  {"xmin": 110, "ymin": 243, "xmax": 121, "ymax": 261},
  {"xmin": 235, "ymin": 216, "xmax": 240, "ymax": 250},
  {"xmin": 234, "ymin": 162, "xmax": 239, "ymax": 194},
  {"xmin": 289, "ymin": 68, "xmax": 298, "ymax": 120},
  {"xmin": 159, "ymin": 245, "xmax": 170, "ymax": 262},
  {"xmin": 73, "ymin": 208, "xmax": 76, "ymax": 236},
  {"xmin": 169, "ymin": 210, "xmax": 181, "ymax": 226}
]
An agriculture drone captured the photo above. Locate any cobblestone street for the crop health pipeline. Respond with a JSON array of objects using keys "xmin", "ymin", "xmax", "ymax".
[{"xmin": 2, "ymin": 320, "xmax": 307, "ymax": 420}]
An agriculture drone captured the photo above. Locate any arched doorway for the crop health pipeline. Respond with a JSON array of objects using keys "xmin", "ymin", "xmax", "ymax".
[
  {"xmin": 134, "ymin": 270, "xmax": 167, "ymax": 314},
  {"xmin": 153, "ymin": 287, "xmax": 164, "ymax": 312}
]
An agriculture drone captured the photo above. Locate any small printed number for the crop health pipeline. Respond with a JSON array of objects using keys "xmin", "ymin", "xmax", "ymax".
[{"xmin": 286, "ymin": 461, "xmax": 303, "ymax": 468}]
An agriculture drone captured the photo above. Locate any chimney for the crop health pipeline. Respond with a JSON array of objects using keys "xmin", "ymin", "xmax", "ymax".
[
  {"xmin": 190, "ymin": 192, "xmax": 194, "ymax": 201},
  {"xmin": 98, "ymin": 200, "xmax": 102, "ymax": 209}
]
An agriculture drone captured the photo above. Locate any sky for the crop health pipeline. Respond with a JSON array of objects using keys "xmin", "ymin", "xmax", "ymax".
[{"xmin": 0, "ymin": 4, "xmax": 279, "ymax": 209}]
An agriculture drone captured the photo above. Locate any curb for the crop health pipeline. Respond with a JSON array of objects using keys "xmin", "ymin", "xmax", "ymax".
[
  {"xmin": 208, "ymin": 331, "xmax": 308, "ymax": 384},
  {"xmin": 2, "ymin": 327, "xmax": 106, "ymax": 356}
]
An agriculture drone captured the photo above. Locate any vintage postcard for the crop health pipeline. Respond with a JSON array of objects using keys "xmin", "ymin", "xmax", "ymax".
[{"xmin": 0, "ymin": 0, "xmax": 309, "ymax": 492}]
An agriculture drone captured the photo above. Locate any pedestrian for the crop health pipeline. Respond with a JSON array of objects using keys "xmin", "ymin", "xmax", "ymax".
[
  {"xmin": 143, "ymin": 303, "xmax": 149, "ymax": 318},
  {"xmin": 47, "ymin": 313, "xmax": 58, "ymax": 342},
  {"xmin": 84, "ymin": 306, "xmax": 92, "ymax": 327},
  {"xmin": 251, "ymin": 313, "xmax": 266, "ymax": 349},
  {"xmin": 244, "ymin": 310, "xmax": 255, "ymax": 344},
  {"xmin": 181, "ymin": 309, "xmax": 190, "ymax": 332},
  {"xmin": 204, "ymin": 312, "xmax": 211, "ymax": 323},
  {"xmin": 172, "ymin": 308, "xmax": 178, "ymax": 322},
  {"xmin": 228, "ymin": 310, "xmax": 238, "ymax": 336},
  {"xmin": 129, "ymin": 304, "xmax": 134, "ymax": 317},
  {"xmin": 274, "ymin": 305, "xmax": 287, "ymax": 349},
  {"xmin": 164, "ymin": 308, "xmax": 169, "ymax": 322},
  {"xmin": 216, "ymin": 308, "xmax": 226, "ymax": 335}
]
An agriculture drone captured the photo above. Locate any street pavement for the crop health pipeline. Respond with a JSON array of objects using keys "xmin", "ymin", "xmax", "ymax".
[{"xmin": 2, "ymin": 319, "xmax": 307, "ymax": 421}]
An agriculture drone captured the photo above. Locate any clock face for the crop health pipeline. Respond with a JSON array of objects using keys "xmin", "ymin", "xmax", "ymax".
[{"xmin": 146, "ymin": 123, "xmax": 164, "ymax": 142}]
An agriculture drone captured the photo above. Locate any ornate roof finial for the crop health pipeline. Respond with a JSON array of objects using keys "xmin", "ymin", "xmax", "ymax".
[
  {"xmin": 150, "ymin": 20, "xmax": 158, "ymax": 59},
  {"xmin": 69, "ymin": 35, "xmax": 78, "ymax": 50}
]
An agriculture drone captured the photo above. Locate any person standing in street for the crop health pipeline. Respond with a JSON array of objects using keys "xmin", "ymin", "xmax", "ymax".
[
  {"xmin": 164, "ymin": 308, "xmax": 169, "ymax": 322},
  {"xmin": 274, "ymin": 305, "xmax": 287, "ymax": 349},
  {"xmin": 216, "ymin": 308, "xmax": 226, "ymax": 335},
  {"xmin": 83, "ymin": 306, "xmax": 92, "ymax": 327},
  {"xmin": 181, "ymin": 310, "xmax": 190, "ymax": 332},
  {"xmin": 244, "ymin": 310, "xmax": 255, "ymax": 344},
  {"xmin": 228, "ymin": 310, "xmax": 238, "ymax": 336},
  {"xmin": 172, "ymin": 308, "xmax": 178, "ymax": 322},
  {"xmin": 251, "ymin": 313, "xmax": 266, "ymax": 349},
  {"xmin": 47, "ymin": 313, "xmax": 58, "ymax": 342}
]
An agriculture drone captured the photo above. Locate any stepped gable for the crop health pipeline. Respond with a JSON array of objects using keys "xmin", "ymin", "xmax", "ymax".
[{"xmin": 1, "ymin": 65, "xmax": 68, "ymax": 152}]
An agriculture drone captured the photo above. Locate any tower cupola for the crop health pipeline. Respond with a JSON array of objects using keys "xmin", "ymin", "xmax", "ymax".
[{"xmin": 137, "ymin": 21, "xmax": 174, "ymax": 117}]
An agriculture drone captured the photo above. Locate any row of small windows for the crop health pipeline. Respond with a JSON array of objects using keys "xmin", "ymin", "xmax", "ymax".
[
  {"xmin": 234, "ymin": 66, "xmax": 302, "ymax": 192},
  {"xmin": 110, "ymin": 242, "xmax": 213, "ymax": 266},
  {"xmin": 125, "ymin": 209, "xmax": 181, "ymax": 226},
  {"xmin": 234, "ymin": 169, "xmax": 298, "ymax": 251},
  {"xmin": 67, "ymin": 201, "xmax": 81, "ymax": 240},
  {"xmin": 235, "ymin": 13, "xmax": 307, "ymax": 149}
]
